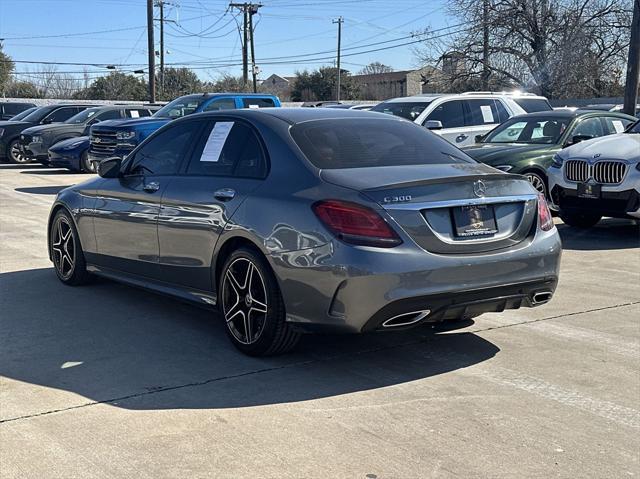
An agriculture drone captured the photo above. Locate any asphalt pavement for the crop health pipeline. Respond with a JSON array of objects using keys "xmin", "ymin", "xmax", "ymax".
[{"xmin": 1, "ymin": 163, "xmax": 639, "ymax": 478}]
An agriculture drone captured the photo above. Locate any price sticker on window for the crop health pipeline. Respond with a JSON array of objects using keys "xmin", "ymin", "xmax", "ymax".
[{"xmin": 200, "ymin": 122, "xmax": 234, "ymax": 162}]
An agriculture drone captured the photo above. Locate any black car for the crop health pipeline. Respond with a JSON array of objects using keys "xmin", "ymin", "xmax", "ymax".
[
  {"xmin": 19, "ymin": 105, "xmax": 158, "ymax": 165},
  {"xmin": 0, "ymin": 104, "xmax": 96, "ymax": 163},
  {"xmin": 0, "ymin": 101, "xmax": 37, "ymax": 120}
]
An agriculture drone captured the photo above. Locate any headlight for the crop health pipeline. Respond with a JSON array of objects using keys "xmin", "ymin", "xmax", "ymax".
[
  {"xmin": 116, "ymin": 131, "xmax": 136, "ymax": 140},
  {"xmin": 494, "ymin": 165, "xmax": 513, "ymax": 172},
  {"xmin": 31, "ymin": 136, "xmax": 42, "ymax": 143},
  {"xmin": 551, "ymin": 154, "xmax": 564, "ymax": 168}
]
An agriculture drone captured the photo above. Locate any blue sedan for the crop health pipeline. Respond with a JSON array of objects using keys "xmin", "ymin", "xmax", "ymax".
[{"xmin": 48, "ymin": 137, "xmax": 95, "ymax": 173}]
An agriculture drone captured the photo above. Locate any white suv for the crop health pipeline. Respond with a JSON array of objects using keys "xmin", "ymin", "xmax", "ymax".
[
  {"xmin": 371, "ymin": 91, "xmax": 552, "ymax": 147},
  {"xmin": 547, "ymin": 120, "xmax": 640, "ymax": 228}
]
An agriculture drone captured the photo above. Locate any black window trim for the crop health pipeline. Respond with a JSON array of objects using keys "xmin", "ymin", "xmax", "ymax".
[{"xmin": 178, "ymin": 116, "xmax": 271, "ymax": 180}]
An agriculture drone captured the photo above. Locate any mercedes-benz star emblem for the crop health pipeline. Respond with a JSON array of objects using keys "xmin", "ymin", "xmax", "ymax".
[{"xmin": 473, "ymin": 180, "xmax": 487, "ymax": 198}]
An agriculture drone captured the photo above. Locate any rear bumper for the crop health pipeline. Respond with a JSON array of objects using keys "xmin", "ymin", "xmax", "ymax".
[{"xmin": 270, "ymin": 228, "xmax": 562, "ymax": 334}]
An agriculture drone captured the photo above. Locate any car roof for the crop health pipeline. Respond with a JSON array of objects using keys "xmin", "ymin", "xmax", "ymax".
[
  {"xmin": 508, "ymin": 110, "xmax": 635, "ymax": 120},
  {"xmin": 190, "ymin": 107, "xmax": 391, "ymax": 125}
]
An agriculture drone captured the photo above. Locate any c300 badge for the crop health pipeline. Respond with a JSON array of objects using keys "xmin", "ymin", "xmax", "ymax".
[{"xmin": 383, "ymin": 195, "xmax": 412, "ymax": 204}]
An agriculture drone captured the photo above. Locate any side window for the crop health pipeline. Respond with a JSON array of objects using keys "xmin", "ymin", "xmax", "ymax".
[
  {"xmin": 425, "ymin": 100, "xmax": 464, "ymax": 128},
  {"xmin": 242, "ymin": 97, "xmax": 275, "ymax": 108},
  {"xmin": 494, "ymin": 100, "xmax": 510, "ymax": 123},
  {"xmin": 43, "ymin": 107, "xmax": 79, "ymax": 123},
  {"xmin": 571, "ymin": 117, "xmax": 605, "ymax": 139},
  {"xmin": 603, "ymin": 117, "xmax": 632, "ymax": 135},
  {"xmin": 93, "ymin": 110, "xmax": 121, "ymax": 122},
  {"xmin": 186, "ymin": 121, "xmax": 267, "ymax": 178},
  {"xmin": 203, "ymin": 98, "xmax": 236, "ymax": 112},
  {"xmin": 127, "ymin": 121, "xmax": 198, "ymax": 176},
  {"xmin": 465, "ymin": 99, "xmax": 499, "ymax": 126}
]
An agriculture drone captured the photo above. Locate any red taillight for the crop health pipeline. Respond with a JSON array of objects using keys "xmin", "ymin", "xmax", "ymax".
[
  {"xmin": 537, "ymin": 193, "xmax": 555, "ymax": 231},
  {"xmin": 312, "ymin": 200, "xmax": 402, "ymax": 247}
]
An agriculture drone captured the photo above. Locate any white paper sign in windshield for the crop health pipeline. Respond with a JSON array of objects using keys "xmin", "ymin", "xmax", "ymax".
[
  {"xmin": 130, "ymin": 110, "xmax": 140, "ymax": 118},
  {"xmin": 611, "ymin": 120, "xmax": 625, "ymax": 133},
  {"xmin": 200, "ymin": 122, "xmax": 234, "ymax": 162},
  {"xmin": 480, "ymin": 105, "xmax": 494, "ymax": 123}
]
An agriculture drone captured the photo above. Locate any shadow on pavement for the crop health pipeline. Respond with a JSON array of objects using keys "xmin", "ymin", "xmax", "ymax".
[
  {"xmin": 0, "ymin": 163, "xmax": 43, "ymax": 170},
  {"xmin": 15, "ymin": 186, "xmax": 70, "ymax": 195},
  {"xmin": 0, "ymin": 268, "xmax": 498, "ymax": 413},
  {"xmin": 20, "ymin": 169, "xmax": 76, "ymax": 175},
  {"xmin": 557, "ymin": 218, "xmax": 640, "ymax": 251}
]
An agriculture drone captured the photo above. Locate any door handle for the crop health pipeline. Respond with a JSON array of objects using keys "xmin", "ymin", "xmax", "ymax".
[
  {"xmin": 214, "ymin": 188, "xmax": 236, "ymax": 201},
  {"xmin": 455, "ymin": 134, "xmax": 468, "ymax": 142},
  {"xmin": 143, "ymin": 181, "xmax": 160, "ymax": 193}
]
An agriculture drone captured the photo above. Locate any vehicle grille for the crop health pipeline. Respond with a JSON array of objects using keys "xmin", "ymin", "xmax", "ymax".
[
  {"xmin": 90, "ymin": 131, "xmax": 117, "ymax": 156},
  {"xmin": 593, "ymin": 161, "xmax": 627, "ymax": 184},
  {"xmin": 564, "ymin": 160, "xmax": 588, "ymax": 182},
  {"xmin": 564, "ymin": 159, "xmax": 627, "ymax": 184}
]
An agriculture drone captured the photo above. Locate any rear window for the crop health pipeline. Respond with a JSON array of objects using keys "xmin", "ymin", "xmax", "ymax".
[
  {"xmin": 242, "ymin": 97, "xmax": 275, "ymax": 108},
  {"xmin": 514, "ymin": 98, "xmax": 553, "ymax": 113},
  {"xmin": 370, "ymin": 101, "xmax": 430, "ymax": 121},
  {"xmin": 290, "ymin": 118, "xmax": 474, "ymax": 169}
]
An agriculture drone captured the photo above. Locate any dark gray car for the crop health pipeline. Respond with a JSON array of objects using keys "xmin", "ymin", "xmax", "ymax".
[{"xmin": 48, "ymin": 108, "xmax": 561, "ymax": 356}]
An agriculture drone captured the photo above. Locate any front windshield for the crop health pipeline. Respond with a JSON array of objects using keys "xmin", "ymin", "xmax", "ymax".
[
  {"xmin": 154, "ymin": 95, "xmax": 206, "ymax": 119},
  {"xmin": 21, "ymin": 107, "xmax": 50, "ymax": 123},
  {"xmin": 64, "ymin": 108, "xmax": 100, "ymax": 124},
  {"xmin": 10, "ymin": 107, "xmax": 38, "ymax": 121},
  {"xmin": 370, "ymin": 101, "xmax": 431, "ymax": 121},
  {"xmin": 628, "ymin": 120, "xmax": 640, "ymax": 133},
  {"xmin": 484, "ymin": 117, "xmax": 571, "ymax": 144}
]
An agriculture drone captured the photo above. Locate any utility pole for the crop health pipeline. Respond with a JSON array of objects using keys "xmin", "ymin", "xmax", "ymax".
[
  {"xmin": 482, "ymin": 0, "xmax": 490, "ymax": 90},
  {"xmin": 248, "ymin": 4, "xmax": 259, "ymax": 93},
  {"xmin": 623, "ymin": 0, "xmax": 640, "ymax": 116},
  {"xmin": 147, "ymin": 0, "xmax": 156, "ymax": 103},
  {"xmin": 159, "ymin": 0, "xmax": 165, "ymax": 97},
  {"xmin": 230, "ymin": 3, "xmax": 262, "ymax": 89},
  {"xmin": 333, "ymin": 16, "xmax": 343, "ymax": 102}
]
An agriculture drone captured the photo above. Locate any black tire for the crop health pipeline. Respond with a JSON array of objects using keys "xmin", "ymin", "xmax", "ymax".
[
  {"xmin": 219, "ymin": 247, "xmax": 300, "ymax": 356},
  {"xmin": 523, "ymin": 171, "xmax": 548, "ymax": 198},
  {"xmin": 559, "ymin": 211, "xmax": 602, "ymax": 228},
  {"xmin": 50, "ymin": 209, "xmax": 91, "ymax": 285},
  {"xmin": 80, "ymin": 151, "xmax": 96, "ymax": 173},
  {"xmin": 8, "ymin": 138, "xmax": 31, "ymax": 164}
]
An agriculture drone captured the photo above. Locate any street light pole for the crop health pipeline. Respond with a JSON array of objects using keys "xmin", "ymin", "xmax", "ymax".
[{"xmin": 333, "ymin": 16, "xmax": 343, "ymax": 102}]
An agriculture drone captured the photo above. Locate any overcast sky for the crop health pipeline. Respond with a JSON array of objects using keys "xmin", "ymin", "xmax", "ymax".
[{"xmin": 1, "ymin": 0, "xmax": 454, "ymax": 82}]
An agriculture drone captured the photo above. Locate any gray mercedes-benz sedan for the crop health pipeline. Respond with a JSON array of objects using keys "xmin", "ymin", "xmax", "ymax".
[{"xmin": 48, "ymin": 108, "xmax": 561, "ymax": 356}]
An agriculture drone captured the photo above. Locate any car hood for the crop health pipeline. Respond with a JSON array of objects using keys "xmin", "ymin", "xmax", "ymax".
[
  {"xmin": 562, "ymin": 133, "xmax": 640, "ymax": 162},
  {"xmin": 93, "ymin": 117, "xmax": 171, "ymax": 130},
  {"xmin": 462, "ymin": 143, "xmax": 556, "ymax": 164},
  {"xmin": 50, "ymin": 136, "xmax": 90, "ymax": 151},
  {"xmin": 0, "ymin": 120, "xmax": 31, "ymax": 128},
  {"xmin": 21, "ymin": 123, "xmax": 84, "ymax": 136}
]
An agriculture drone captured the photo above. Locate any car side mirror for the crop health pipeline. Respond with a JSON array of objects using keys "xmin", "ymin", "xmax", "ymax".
[
  {"xmin": 475, "ymin": 134, "xmax": 485, "ymax": 143},
  {"xmin": 41, "ymin": 118, "xmax": 54, "ymax": 124},
  {"xmin": 97, "ymin": 157, "xmax": 122, "ymax": 178},
  {"xmin": 424, "ymin": 120, "xmax": 443, "ymax": 130},
  {"xmin": 566, "ymin": 134, "xmax": 593, "ymax": 147}
]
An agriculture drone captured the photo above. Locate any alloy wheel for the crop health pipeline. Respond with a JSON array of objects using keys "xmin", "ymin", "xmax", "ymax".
[
  {"xmin": 222, "ymin": 257, "xmax": 269, "ymax": 345},
  {"xmin": 10, "ymin": 142, "xmax": 29, "ymax": 163},
  {"xmin": 52, "ymin": 216, "xmax": 76, "ymax": 280},
  {"xmin": 525, "ymin": 173, "xmax": 546, "ymax": 196}
]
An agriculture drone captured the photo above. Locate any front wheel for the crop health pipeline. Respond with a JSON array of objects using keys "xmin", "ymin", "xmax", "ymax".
[
  {"xmin": 50, "ymin": 209, "xmax": 90, "ymax": 285},
  {"xmin": 219, "ymin": 247, "xmax": 300, "ymax": 356},
  {"xmin": 559, "ymin": 211, "xmax": 602, "ymax": 228},
  {"xmin": 8, "ymin": 139, "xmax": 31, "ymax": 164},
  {"xmin": 524, "ymin": 171, "xmax": 547, "ymax": 198},
  {"xmin": 80, "ymin": 151, "xmax": 96, "ymax": 173}
]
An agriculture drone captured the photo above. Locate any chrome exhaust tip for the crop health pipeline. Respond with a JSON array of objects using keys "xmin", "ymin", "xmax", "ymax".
[
  {"xmin": 382, "ymin": 310, "xmax": 431, "ymax": 328},
  {"xmin": 532, "ymin": 291, "xmax": 553, "ymax": 305}
]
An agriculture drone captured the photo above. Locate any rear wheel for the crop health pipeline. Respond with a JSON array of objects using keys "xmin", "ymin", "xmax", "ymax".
[
  {"xmin": 80, "ymin": 151, "xmax": 96, "ymax": 173},
  {"xmin": 559, "ymin": 211, "xmax": 602, "ymax": 228},
  {"xmin": 8, "ymin": 139, "xmax": 31, "ymax": 164},
  {"xmin": 219, "ymin": 247, "xmax": 300, "ymax": 356},
  {"xmin": 50, "ymin": 209, "xmax": 90, "ymax": 285}
]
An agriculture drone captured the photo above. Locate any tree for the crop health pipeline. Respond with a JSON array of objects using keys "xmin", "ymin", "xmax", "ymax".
[
  {"xmin": 418, "ymin": 0, "xmax": 632, "ymax": 99},
  {"xmin": 290, "ymin": 67, "xmax": 359, "ymax": 101},
  {"xmin": 75, "ymin": 72, "xmax": 147, "ymax": 100},
  {"xmin": 204, "ymin": 74, "xmax": 253, "ymax": 93},
  {"xmin": 358, "ymin": 62, "xmax": 394, "ymax": 75},
  {"xmin": 0, "ymin": 42, "xmax": 15, "ymax": 95},
  {"xmin": 159, "ymin": 67, "xmax": 202, "ymax": 100},
  {"xmin": 5, "ymin": 80, "xmax": 41, "ymax": 98}
]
